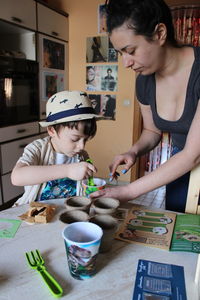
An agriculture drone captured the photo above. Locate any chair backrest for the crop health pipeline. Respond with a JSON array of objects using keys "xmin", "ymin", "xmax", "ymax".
[{"xmin": 185, "ymin": 165, "xmax": 200, "ymax": 215}]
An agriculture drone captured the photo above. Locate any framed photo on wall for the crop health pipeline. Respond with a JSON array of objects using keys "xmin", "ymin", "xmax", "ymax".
[
  {"xmin": 38, "ymin": 34, "xmax": 66, "ymax": 70},
  {"xmin": 98, "ymin": 4, "xmax": 107, "ymax": 34},
  {"xmin": 86, "ymin": 36, "xmax": 118, "ymax": 63},
  {"xmin": 38, "ymin": 34, "xmax": 68, "ymax": 120},
  {"xmin": 88, "ymin": 94, "xmax": 116, "ymax": 120},
  {"xmin": 86, "ymin": 36, "xmax": 107, "ymax": 63},
  {"xmin": 101, "ymin": 65, "xmax": 118, "ymax": 92},
  {"xmin": 42, "ymin": 38, "xmax": 65, "ymax": 70},
  {"xmin": 86, "ymin": 65, "xmax": 118, "ymax": 92},
  {"xmin": 43, "ymin": 71, "xmax": 64, "ymax": 100}
]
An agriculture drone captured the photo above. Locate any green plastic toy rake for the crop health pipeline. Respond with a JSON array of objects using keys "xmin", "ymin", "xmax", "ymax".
[{"xmin": 25, "ymin": 249, "xmax": 63, "ymax": 298}]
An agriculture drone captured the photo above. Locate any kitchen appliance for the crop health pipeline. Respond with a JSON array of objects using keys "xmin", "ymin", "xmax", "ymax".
[{"xmin": 0, "ymin": 56, "xmax": 39, "ymax": 127}]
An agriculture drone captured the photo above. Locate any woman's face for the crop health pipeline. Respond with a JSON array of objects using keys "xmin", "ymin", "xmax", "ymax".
[{"xmin": 110, "ymin": 23, "xmax": 165, "ymax": 75}]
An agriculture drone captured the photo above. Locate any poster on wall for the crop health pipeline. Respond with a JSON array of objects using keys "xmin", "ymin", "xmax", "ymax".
[
  {"xmin": 86, "ymin": 65, "xmax": 118, "ymax": 92},
  {"xmin": 42, "ymin": 38, "xmax": 65, "ymax": 70},
  {"xmin": 98, "ymin": 4, "xmax": 107, "ymax": 34},
  {"xmin": 88, "ymin": 94, "xmax": 116, "ymax": 120},
  {"xmin": 43, "ymin": 72, "xmax": 64, "ymax": 99},
  {"xmin": 101, "ymin": 65, "xmax": 118, "ymax": 91},
  {"xmin": 86, "ymin": 36, "xmax": 118, "ymax": 63},
  {"xmin": 108, "ymin": 40, "xmax": 118, "ymax": 62}
]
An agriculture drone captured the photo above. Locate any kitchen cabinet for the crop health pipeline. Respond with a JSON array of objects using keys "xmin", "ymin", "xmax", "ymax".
[
  {"xmin": 0, "ymin": 122, "xmax": 39, "ymax": 143},
  {"xmin": 1, "ymin": 136, "xmax": 40, "ymax": 175},
  {"xmin": 0, "ymin": 1, "xmax": 68, "ymax": 208},
  {"xmin": 36, "ymin": 2, "xmax": 69, "ymax": 119},
  {"xmin": 37, "ymin": 3, "xmax": 68, "ymax": 41},
  {"xmin": 0, "ymin": 19, "xmax": 36, "ymax": 61},
  {"xmin": 1, "ymin": 174, "xmax": 24, "ymax": 204},
  {"xmin": 0, "ymin": 132, "xmax": 47, "ymax": 204},
  {"xmin": 0, "ymin": 0, "xmax": 36, "ymax": 31},
  {"xmin": 31, "ymin": 1, "xmax": 69, "ymax": 120}
]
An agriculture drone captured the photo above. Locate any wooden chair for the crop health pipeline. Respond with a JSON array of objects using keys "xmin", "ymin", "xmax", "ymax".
[
  {"xmin": 184, "ymin": 165, "xmax": 200, "ymax": 287},
  {"xmin": 185, "ymin": 165, "xmax": 200, "ymax": 215}
]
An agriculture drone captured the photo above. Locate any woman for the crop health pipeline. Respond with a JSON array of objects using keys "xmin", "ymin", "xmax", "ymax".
[{"xmin": 91, "ymin": 0, "xmax": 200, "ymax": 212}]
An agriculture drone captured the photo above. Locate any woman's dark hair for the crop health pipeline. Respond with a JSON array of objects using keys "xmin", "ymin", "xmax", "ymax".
[
  {"xmin": 105, "ymin": 0, "xmax": 178, "ymax": 46},
  {"xmin": 52, "ymin": 118, "xmax": 97, "ymax": 138}
]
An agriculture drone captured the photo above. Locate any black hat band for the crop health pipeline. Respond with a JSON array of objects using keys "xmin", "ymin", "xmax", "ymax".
[{"xmin": 46, "ymin": 107, "xmax": 95, "ymax": 122}]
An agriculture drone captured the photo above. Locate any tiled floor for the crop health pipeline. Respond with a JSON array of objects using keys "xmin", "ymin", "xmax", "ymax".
[
  {"xmin": 107, "ymin": 179, "xmax": 166, "ymax": 210},
  {"xmin": 129, "ymin": 186, "xmax": 166, "ymax": 209}
]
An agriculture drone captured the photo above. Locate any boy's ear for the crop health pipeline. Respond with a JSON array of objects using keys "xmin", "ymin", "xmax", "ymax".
[
  {"xmin": 47, "ymin": 126, "xmax": 56, "ymax": 137},
  {"xmin": 153, "ymin": 23, "xmax": 167, "ymax": 45}
]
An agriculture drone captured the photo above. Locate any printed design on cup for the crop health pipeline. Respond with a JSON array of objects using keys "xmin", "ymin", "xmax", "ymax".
[
  {"xmin": 65, "ymin": 241, "xmax": 100, "ymax": 280},
  {"xmin": 82, "ymin": 178, "xmax": 106, "ymax": 197},
  {"xmin": 83, "ymin": 184, "xmax": 105, "ymax": 197}
]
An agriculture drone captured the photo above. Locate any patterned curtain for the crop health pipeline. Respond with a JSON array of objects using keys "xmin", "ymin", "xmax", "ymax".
[{"xmin": 171, "ymin": 5, "xmax": 200, "ymax": 46}]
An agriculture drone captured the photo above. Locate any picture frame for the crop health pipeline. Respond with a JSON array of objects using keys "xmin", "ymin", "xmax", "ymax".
[
  {"xmin": 38, "ymin": 34, "xmax": 68, "ymax": 120},
  {"xmin": 86, "ymin": 65, "xmax": 118, "ymax": 92},
  {"xmin": 98, "ymin": 4, "xmax": 107, "ymax": 34},
  {"xmin": 88, "ymin": 94, "xmax": 116, "ymax": 120},
  {"xmin": 43, "ymin": 71, "xmax": 65, "ymax": 100},
  {"xmin": 39, "ymin": 35, "xmax": 65, "ymax": 70},
  {"xmin": 86, "ymin": 36, "xmax": 118, "ymax": 63}
]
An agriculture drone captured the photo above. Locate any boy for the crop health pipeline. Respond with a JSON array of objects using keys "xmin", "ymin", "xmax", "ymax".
[{"xmin": 11, "ymin": 90, "xmax": 98, "ymax": 205}]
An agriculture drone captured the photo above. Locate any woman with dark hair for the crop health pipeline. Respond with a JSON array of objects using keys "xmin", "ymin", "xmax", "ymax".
[{"xmin": 91, "ymin": 0, "xmax": 200, "ymax": 213}]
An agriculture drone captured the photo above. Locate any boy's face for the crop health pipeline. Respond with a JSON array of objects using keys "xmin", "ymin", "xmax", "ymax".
[{"xmin": 48, "ymin": 123, "xmax": 90, "ymax": 157}]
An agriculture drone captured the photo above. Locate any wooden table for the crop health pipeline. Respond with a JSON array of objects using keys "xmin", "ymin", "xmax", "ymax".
[{"xmin": 0, "ymin": 200, "xmax": 199, "ymax": 300}]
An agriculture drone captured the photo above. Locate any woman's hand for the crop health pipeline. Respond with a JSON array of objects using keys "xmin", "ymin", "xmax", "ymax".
[
  {"xmin": 89, "ymin": 184, "xmax": 133, "ymax": 203},
  {"xmin": 109, "ymin": 151, "xmax": 137, "ymax": 178}
]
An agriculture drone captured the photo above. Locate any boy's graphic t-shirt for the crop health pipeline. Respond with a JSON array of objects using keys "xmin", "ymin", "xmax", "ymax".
[
  {"xmin": 40, "ymin": 178, "xmax": 76, "ymax": 200},
  {"xmin": 39, "ymin": 152, "xmax": 77, "ymax": 201}
]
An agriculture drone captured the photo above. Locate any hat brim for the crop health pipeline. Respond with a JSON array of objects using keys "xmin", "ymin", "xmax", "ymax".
[{"xmin": 39, "ymin": 113, "xmax": 102, "ymax": 127}]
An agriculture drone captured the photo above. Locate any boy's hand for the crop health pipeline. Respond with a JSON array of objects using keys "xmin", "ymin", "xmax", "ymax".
[{"xmin": 68, "ymin": 162, "xmax": 97, "ymax": 181}]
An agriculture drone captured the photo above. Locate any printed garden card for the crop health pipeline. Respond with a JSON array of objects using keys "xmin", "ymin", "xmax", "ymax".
[{"xmin": 115, "ymin": 205, "xmax": 176, "ymax": 250}]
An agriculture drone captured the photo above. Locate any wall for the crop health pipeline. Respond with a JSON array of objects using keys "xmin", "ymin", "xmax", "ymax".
[{"xmin": 55, "ymin": 0, "xmax": 140, "ymax": 183}]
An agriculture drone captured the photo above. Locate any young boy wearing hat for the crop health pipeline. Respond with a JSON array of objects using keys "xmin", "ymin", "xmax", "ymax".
[{"xmin": 11, "ymin": 91, "xmax": 99, "ymax": 205}]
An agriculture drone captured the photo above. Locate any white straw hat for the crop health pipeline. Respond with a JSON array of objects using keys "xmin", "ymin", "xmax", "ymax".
[{"xmin": 39, "ymin": 90, "xmax": 99, "ymax": 127}]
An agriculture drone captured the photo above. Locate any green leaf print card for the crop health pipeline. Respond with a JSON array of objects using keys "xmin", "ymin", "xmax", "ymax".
[
  {"xmin": 0, "ymin": 218, "xmax": 22, "ymax": 238},
  {"xmin": 170, "ymin": 214, "xmax": 200, "ymax": 253}
]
